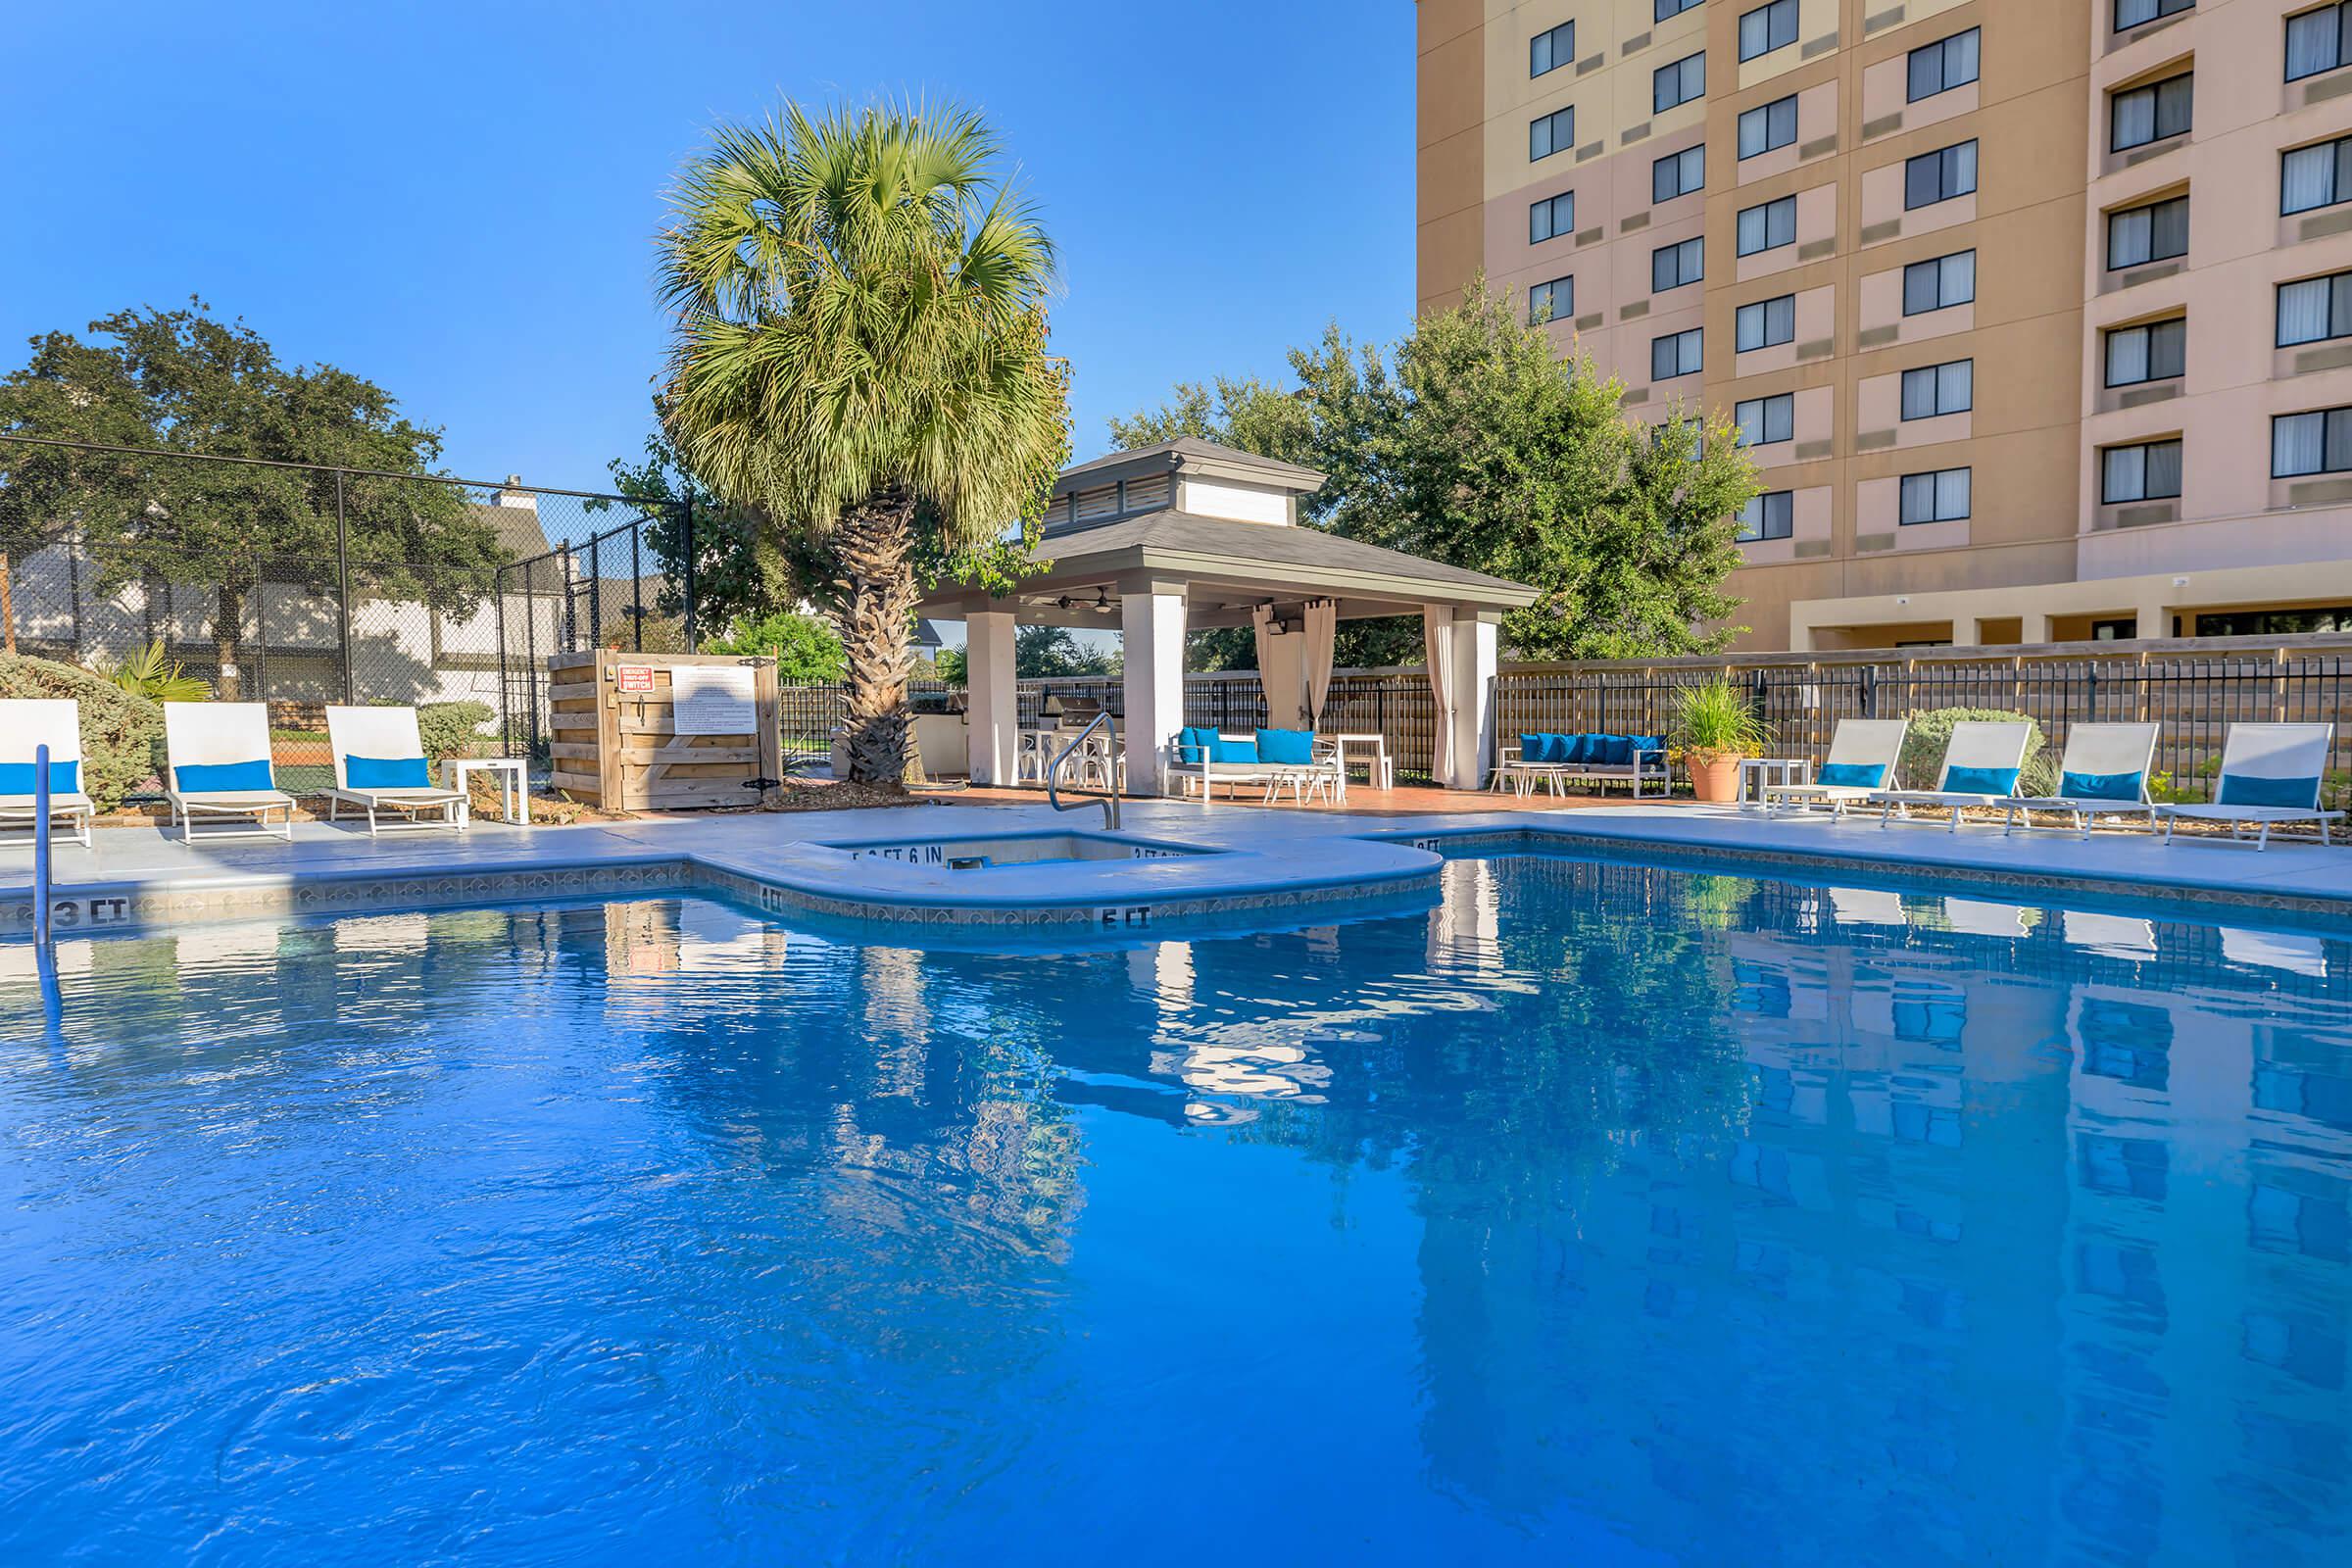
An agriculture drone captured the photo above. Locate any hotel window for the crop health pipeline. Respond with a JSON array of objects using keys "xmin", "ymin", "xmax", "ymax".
[
  {"xmin": 2116, "ymin": 0, "xmax": 2193, "ymax": 28},
  {"xmin": 1736, "ymin": 293, "xmax": 1796, "ymax": 351},
  {"xmin": 1739, "ymin": 95, "xmax": 1798, "ymax": 159},
  {"xmin": 2287, "ymin": 3, "xmax": 2352, "ymax": 79},
  {"xmin": 1655, "ymin": 52, "xmax": 1706, "ymax": 113},
  {"xmin": 1652, "ymin": 327, "xmax": 1704, "ymax": 380},
  {"xmin": 1902, "ymin": 250, "xmax": 1977, "ymax": 314},
  {"xmin": 1531, "ymin": 20, "xmax": 1576, "ymax": 76},
  {"xmin": 1735, "ymin": 392, "xmax": 1795, "ymax": 446},
  {"xmin": 1908, "ymin": 28, "xmax": 1981, "ymax": 102},
  {"xmin": 2110, "ymin": 73, "xmax": 2192, "ymax": 153},
  {"xmin": 1736, "ymin": 490, "xmax": 1794, "ymax": 541},
  {"xmin": 2107, "ymin": 194, "xmax": 2188, "ymax": 269},
  {"xmin": 1657, "ymin": 0, "xmax": 1703, "ymax": 19},
  {"xmin": 2101, "ymin": 439, "xmax": 2183, "ymax": 502},
  {"xmin": 1530, "ymin": 106, "xmax": 1576, "ymax": 162},
  {"xmin": 2278, "ymin": 270, "xmax": 2352, "ymax": 344},
  {"xmin": 1739, "ymin": 0, "xmax": 1798, "ymax": 62},
  {"xmin": 1530, "ymin": 190, "xmax": 1577, "ymax": 244},
  {"xmin": 1899, "ymin": 467, "xmax": 1972, "ymax": 523},
  {"xmin": 1530, "ymin": 276, "xmax": 1573, "ymax": 324},
  {"xmin": 2272, "ymin": 406, "xmax": 2352, "ymax": 474},
  {"xmin": 1900, "ymin": 360, "xmax": 1973, "ymax": 419},
  {"xmin": 1905, "ymin": 140, "xmax": 1978, "ymax": 208},
  {"xmin": 1736, "ymin": 195, "xmax": 1797, "ymax": 256},
  {"xmin": 2105, "ymin": 318, "xmax": 2186, "ymax": 383},
  {"xmin": 1653, "ymin": 144, "xmax": 1706, "ymax": 201},
  {"xmin": 2281, "ymin": 133, "xmax": 2352, "ymax": 212},
  {"xmin": 1652, "ymin": 237, "xmax": 1706, "ymax": 291}
]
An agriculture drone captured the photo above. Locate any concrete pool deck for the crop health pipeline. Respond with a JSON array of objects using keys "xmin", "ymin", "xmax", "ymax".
[{"xmin": 3, "ymin": 797, "xmax": 2350, "ymax": 940}]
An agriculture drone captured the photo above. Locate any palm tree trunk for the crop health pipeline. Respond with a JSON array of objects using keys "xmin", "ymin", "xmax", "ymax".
[{"xmin": 832, "ymin": 489, "xmax": 920, "ymax": 787}]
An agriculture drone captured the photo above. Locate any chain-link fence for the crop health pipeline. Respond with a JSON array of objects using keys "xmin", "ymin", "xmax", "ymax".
[{"xmin": 0, "ymin": 434, "xmax": 688, "ymax": 797}]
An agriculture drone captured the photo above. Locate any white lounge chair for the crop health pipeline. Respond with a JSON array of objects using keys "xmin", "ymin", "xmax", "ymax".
[
  {"xmin": 2157, "ymin": 723, "xmax": 2342, "ymax": 850},
  {"xmin": 164, "ymin": 702, "xmax": 297, "ymax": 842},
  {"xmin": 1871, "ymin": 720, "xmax": 2035, "ymax": 832},
  {"xmin": 1762, "ymin": 719, "xmax": 1909, "ymax": 817},
  {"xmin": 323, "ymin": 706, "xmax": 469, "ymax": 836},
  {"xmin": 0, "ymin": 699, "xmax": 96, "ymax": 848},
  {"xmin": 1999, "ymin": 722, "xmax": 2160, "ymax": 839}
]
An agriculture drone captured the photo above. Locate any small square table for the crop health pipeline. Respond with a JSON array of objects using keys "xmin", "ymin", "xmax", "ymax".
[
  {"xmin": 1738, "ymin": 758, "xmax": 1812, "ymax": 809},
  {"xmin": 442, "ymin": 756, "xmax": 530, "ymax": 825}
]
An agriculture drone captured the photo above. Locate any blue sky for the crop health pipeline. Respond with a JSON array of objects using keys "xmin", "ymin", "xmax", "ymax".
[{"xmin": 3, "ymin": 0, "xmax": 1415, "ymax": 505}]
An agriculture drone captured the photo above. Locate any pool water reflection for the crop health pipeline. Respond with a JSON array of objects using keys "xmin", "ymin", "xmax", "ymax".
[{"xmin": 1, "ymin": 857, "xmax": 2347, "ymax": 1564}]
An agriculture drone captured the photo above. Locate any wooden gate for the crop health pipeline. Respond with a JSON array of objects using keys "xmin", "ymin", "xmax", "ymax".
[{"xmin": 546, "ymin": 650, "xmax": 784, "ymax": 811}]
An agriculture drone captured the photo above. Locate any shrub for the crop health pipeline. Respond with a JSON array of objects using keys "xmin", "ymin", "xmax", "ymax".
[
  {"xmin": 0, "ymin": 652, "xmax": 166, "ymax": 811},
  {"xmin": 711, "ymin": 611, "xmax": 846, "ymax": 681},
  {"xmin": 1898, "ymin": 707, "xmax": 2053, "ymax": 796},
  {"xmin": 414, "ymin": 700, "xmax": 495, "ymax": 762}
]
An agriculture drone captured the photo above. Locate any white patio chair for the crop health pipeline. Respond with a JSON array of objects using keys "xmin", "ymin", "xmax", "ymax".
[
  {"xmin": 1762, "ymin": 719, "xmax": 1908, "ymax": 817},
  {"xmin": 1871, "ymin": 721, "xmax": 2034, "ymax": 832},
  {"xmin": 0, "ymin": 699, "xmax": 95, "ymax": 848},
  {"xmin": 2157, "ymin": 723, "xmax": 2342, "ymax": 850},
  {"xmin": 324, "ymin": 706, "xmax": 469, "ymax": 836},
  {"xmin": 2000, "ymin": 722, "xmax": 2160, "ymax": 839},
  {"xmin": 164, "ymin": 702, "xmax": 296, "ymax": 842}
]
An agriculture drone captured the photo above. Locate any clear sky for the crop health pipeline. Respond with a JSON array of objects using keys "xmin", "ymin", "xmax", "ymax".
[{"xmin": 3, "ymin": 0, "xmax": 1415, "ymax": 505}]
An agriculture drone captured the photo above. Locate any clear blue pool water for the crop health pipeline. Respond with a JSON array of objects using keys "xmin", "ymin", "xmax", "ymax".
[{"xmin": 3, "ymin": 856, "xmax": 2349, "ymax": 1565}]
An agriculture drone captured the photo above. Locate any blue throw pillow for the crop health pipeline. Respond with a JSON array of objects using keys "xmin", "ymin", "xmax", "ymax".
[
  {"xmin": 1177, "ymin": 725, "xmax": 1218, "ymax": 764},
  {"xmin": 1255, "ymin": 728, "xmax": 1315, "ymax": 765},
  {"xmin": 1518, "ymin": 733, "xmax": 1550, "ymax": 765},
  {"xmin": 0, "ymin": 759, "xmax": 78, "ymax": 795},
  {"xmin": 1596, "ymin": 734, "xmax": 1633, "ymax": 767},
  {"xmin": 1941, "ymin": 765, "xmax": 2019, "ymax": 797},
  {"xmin": 1629, "ymin": 736, "xmax": 1664, "ymax": 768},
  {"xmin": 175, "ymin": 759, "xmax": 274, "ymax": 794},
  {"xmin": 1208, "ymin": 736, "xmax": 1259, "ymax": 764},
  {"xmin": 1817, "ymin": 761, "xmax": 1885, "ymax": 789},
  {"xmin": 346, "ymin": 754, "xmax": 432, "ymax": 789},
  {"xmin": 2218, "ymin": 773, "xmax": 2320, "ymax": 808},
  {"xmin": 2061, "ymin": 769, "xmax": 2143, "ymax": 803}
]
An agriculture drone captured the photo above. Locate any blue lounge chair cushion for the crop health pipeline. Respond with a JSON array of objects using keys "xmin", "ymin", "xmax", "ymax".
[
  {"xmin": 1940, "ymin": 765, "xmax": 2019, "ymax": 797},
  {"xmin": 0, "ymin": 759, "xmax": 78, "ymax": 796},
  {"xmin": 345, "ymin": 754, "xmax": 433, "ymax": 789},
  {"xmin": 2217, "ymin": 773, "xmax": 2320, "ymax": 809},
  {"xmin": 2060, "ymin": 769, "xmax": 2143, "ymax": 802},
  {"xmin": 1207, "ymin": 735, "xmax": 1258, "ymax": 764},
  {"xmin": 1177, "ymin": 726, "xmax": 1218, "ymax": 764},
  {"xmin": 1817, "ymin": 761, "xmax": 1886, "ymax": 789},
  {"xmin": 1255, "ymin": 728, "xmax": 1315, "ymax": 765},
  {"xmin": 174, "ymin": 759, "xmax": 274, "ymax": 794}
]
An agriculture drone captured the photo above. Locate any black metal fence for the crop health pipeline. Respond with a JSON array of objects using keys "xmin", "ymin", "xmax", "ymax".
[{"xmin": 0, "ymin": 434, "xmax": 688, "ymax": 793}]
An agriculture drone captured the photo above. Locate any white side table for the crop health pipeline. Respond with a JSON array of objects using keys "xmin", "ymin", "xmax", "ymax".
[
  {"xmin": 1739, "ymin": 758, "xmax": 1811, "ymax": 808},
  {"xmin": 1332, "ymin": 733, "xmax": 1393, "ymax": 793},
  {"xmin": 443, "ymin": 756, "xmax": 530, "ymax": 825}
]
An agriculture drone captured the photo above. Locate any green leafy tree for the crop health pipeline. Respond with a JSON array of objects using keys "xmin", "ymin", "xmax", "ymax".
[
  {"xmin": 0, "ymin": 301, "xmax": 502, "ymax": 696},
  {"xmin": 710, "ymin": 610, "xmax": 847, "ymax": 681},
  {"xmin": 1014, "ymin": 623, "xmax": 1117, "ymax": 678},
  {"xmin": 599, "ymin": 424, "xmax": 793, "ymax": 634},
  {"xmin": 1109, "ymin": 279, "xmax": 1757, "ymax": 668},
  {"xmin": 658, "ymin": 100, "xmax": 1070, "ymax": 786}
]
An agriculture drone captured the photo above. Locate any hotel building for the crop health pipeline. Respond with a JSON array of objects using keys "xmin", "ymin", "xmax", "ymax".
[{"xmin": 1418, "ymin": 0, "xmax": 2352, "ymax": 650}]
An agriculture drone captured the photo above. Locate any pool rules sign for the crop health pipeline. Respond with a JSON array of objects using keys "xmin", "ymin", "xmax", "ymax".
[{"xmin": 670, "ymin": 665, "xmax": 758, "ymax": 735}]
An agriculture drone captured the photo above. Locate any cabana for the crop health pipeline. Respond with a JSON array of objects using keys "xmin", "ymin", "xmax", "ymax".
[{"xmin": 914, "ymin": 439, "xmax": 1538, "ymax": 796}]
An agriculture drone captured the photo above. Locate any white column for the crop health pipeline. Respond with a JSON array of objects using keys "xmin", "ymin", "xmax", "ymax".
[
  {"xmin": 2021, "ymin": 611, "xmax": 2053, "ymax": 646},
  {"xmin": 2133, "ymin": 598, "xmax": 2170, "ymax": 641},
  {"xmin": 963, "ymin": 607, "xmax": 1017, "ymax": 785},
  {"xmin": 1446, "ymin": 612, "xmax": 1498, "ymax": 790},
  {"xmin": 1121, "ymin": 583, "xmax": 1186, "ymax": 797},
  {"xmin": 1953, "ymin": 614, "xmax": 1984, "ymax": 649}
]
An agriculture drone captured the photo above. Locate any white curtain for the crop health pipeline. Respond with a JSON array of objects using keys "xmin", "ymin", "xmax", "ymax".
[
  {"xmin": 1423, "ymin": 608, "xmax": 1454, "ymax": 786},
  {"xmin": 2279, "ymin": 277, "xmax": 2331, "ymax": 346},
  {"xmin": 1302, "ymin": 599, "xmax": 1336, "ymax": 730},
  {"xmin": 1251, "ymin": 604, "xmax": 1277, "ymax": 695}
]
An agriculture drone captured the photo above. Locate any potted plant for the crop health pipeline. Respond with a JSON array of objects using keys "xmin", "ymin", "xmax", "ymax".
[{"xmin": 1669, "ymin": 677, "xmax": 1773, "ymax": 805}]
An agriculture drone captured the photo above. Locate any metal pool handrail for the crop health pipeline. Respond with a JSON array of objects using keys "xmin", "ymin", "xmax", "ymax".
[
  {"xmin": 32, "ymin": 742, "xmax": 53, "ymax": 946},
  {"xmin": 1045, "ymin": 710, "xmax": 1120, "ymax": 829}
]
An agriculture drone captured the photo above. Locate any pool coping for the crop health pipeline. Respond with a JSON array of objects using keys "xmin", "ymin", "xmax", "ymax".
[{"xmin": 4, "ymin": 799, "xmax": 2350, "ymax": 941}]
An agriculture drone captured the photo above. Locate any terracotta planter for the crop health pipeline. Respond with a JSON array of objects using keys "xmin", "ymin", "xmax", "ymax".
[{"xmin": 1685, "ymin": 751, "xmax": 1745, "ymax": 804}]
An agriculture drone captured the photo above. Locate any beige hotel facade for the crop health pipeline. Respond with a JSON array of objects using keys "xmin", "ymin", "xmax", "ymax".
[{"xmin": 1419, "ymin": 0, "xmax": 2352, "ymax": 650}]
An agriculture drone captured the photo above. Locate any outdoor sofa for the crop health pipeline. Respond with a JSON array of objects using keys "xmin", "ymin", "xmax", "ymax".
[{"xmin": 1493, "ymin": 732, "xmax": 1668, "ymax": 799}]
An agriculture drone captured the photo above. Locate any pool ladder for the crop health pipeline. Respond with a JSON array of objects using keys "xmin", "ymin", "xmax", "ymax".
[
  {"xmin": 31, "ymin": 743, "xmax": 53, "ymax": 947},
  {"xmin": 1044, "ymin": 711, "xmax": 1120, "ymax": 829}
]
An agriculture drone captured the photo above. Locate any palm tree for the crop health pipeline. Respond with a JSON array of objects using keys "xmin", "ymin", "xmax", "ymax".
[{"xmin": 657, "ymin": 100, "xmax": 1069, "ymax": 785}]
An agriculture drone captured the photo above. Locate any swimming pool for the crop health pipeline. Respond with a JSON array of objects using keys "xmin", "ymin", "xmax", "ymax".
[{"xmin": 3, "ymin": 855, "xmax": 2347, "ymax": 1563}]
